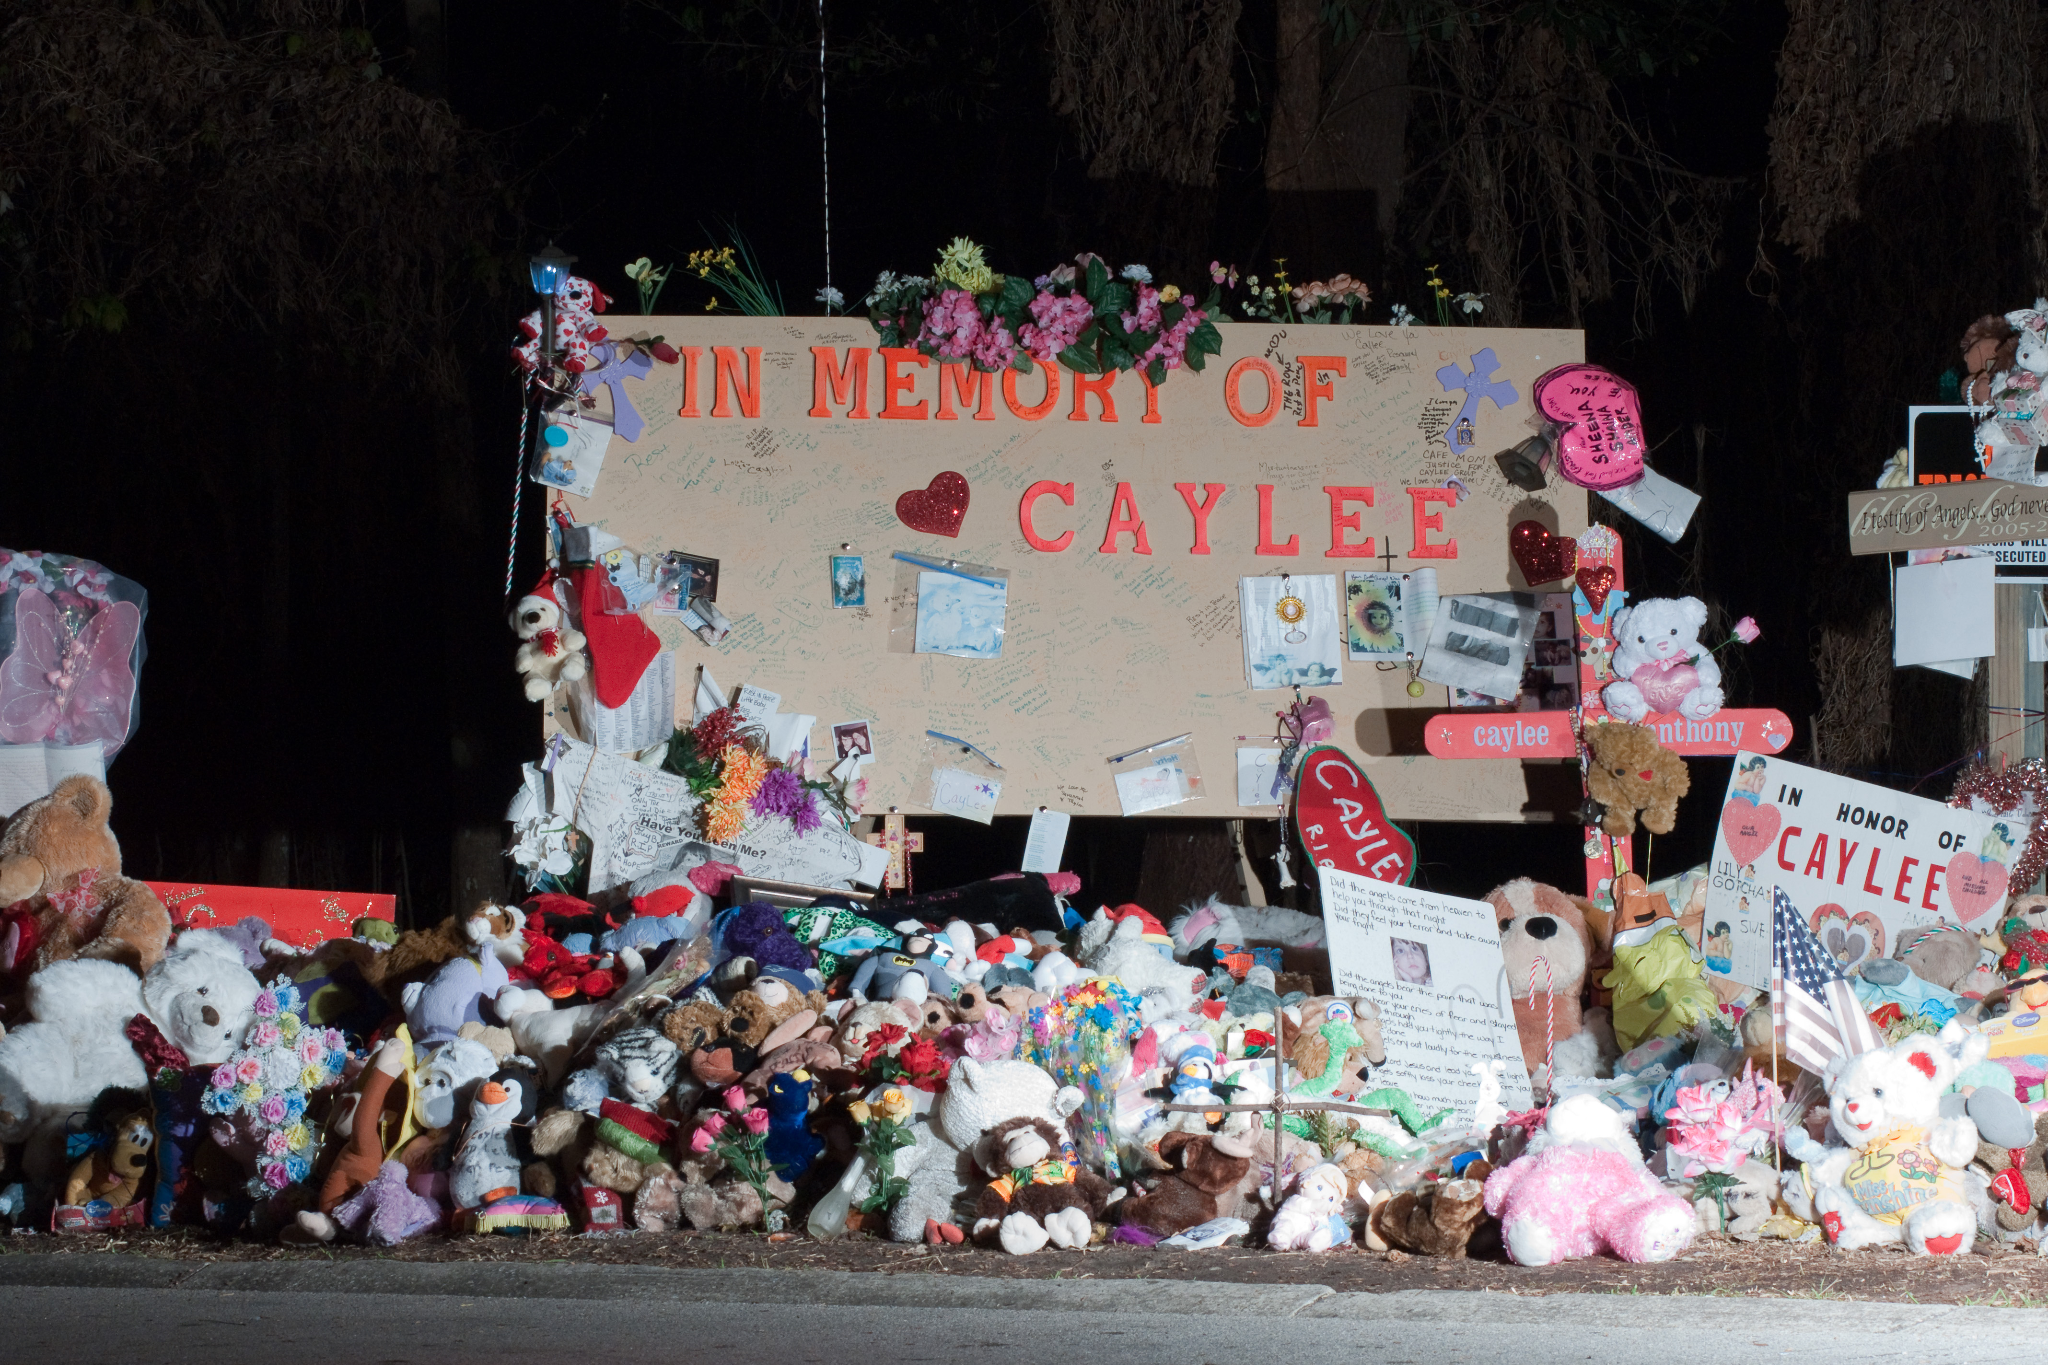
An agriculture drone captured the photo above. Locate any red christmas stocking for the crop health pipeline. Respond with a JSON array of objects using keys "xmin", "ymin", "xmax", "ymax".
[{"xmin": 574, "ymin": 565, "xmax": 661, "ymax": 708}]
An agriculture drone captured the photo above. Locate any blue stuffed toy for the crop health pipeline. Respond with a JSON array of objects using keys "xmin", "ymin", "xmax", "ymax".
[{"xmin": 762, "ymin": 1071, "xmax": 823, "ymax": 1182}]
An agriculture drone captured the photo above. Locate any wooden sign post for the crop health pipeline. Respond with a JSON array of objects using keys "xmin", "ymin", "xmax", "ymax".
[{"xmin": 1423, "ymin": 527, "xmax": 1793, "ymax": 912}]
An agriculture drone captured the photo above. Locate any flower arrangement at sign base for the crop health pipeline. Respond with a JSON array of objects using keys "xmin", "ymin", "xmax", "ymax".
[
  {"xmin": 662, "ymin": 704, "xmax": 855, "ymax": 845},
  {"xmin": 199, "ymin": 978, "xmax": 350, "ymax": 1197},
  {"xmin": 688, "ymin": 1084, "xmax": 779, "ymax": 1210},
  {"xmin": 865, "ymin": 238, "xmax": 1223, "ymax": 389}
]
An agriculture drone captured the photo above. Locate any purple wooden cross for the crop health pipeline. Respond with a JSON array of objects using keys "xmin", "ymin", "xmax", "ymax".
[
  {"xmin": 579, "ymin": 340, "xmax": 656, "ymax": 442},
  {"xmin": 1435, "ymin": 347, "xmax": 1519, "ymax": 452}
]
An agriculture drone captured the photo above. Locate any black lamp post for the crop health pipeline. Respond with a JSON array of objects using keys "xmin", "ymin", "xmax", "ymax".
[{"xmin": 528, "ymin": 243, "xmax": 577, "ymax": 376}]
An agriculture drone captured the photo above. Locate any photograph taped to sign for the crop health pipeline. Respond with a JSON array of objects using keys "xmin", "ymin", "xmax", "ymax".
[
  {"xmin": 889, "ymin": 551, "xmax": 1008, "ymax": 658},
  {"xmin": 1107, "ymin": 733, "xmax": 1204, "ymax": 815},
  {"xmin": 1705, "ymin": 751, "xmax": 2032, "ymax": 987},
  {"xmin": 1294, "ymin": 744, "xmax": 1415, "ymax": 884}
]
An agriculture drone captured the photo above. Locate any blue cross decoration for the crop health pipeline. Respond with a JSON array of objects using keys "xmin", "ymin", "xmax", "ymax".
[{"xmin": 1435, "ymin": 348, "xmax": 1519, "ymax": 452}]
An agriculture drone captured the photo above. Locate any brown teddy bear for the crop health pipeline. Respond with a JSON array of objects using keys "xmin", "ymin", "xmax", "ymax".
[
  {"xmin": 368, "ymin": 902, "xmax": 525, "ymax": 1002},
  {"xmin": 1369, "ymin": 1177, "xmax": 1491, "ymax": 1257},
  {"xmin": 1116, "ymin": 1130, "xmax": 1254, "ymax": 1236},
  {"xmin": 971, "ymin": 1115, "xmax": 1115, "ymax": 1253},
  {"xmin": 724, "ymin": 978, "xmax": 826, "ymax": 1053},
  {"xmin": 659, "ymin": 998, "xmax": 731, "ymax": 1054},
  {"xmin": 1581, "ymin": 721, "xmax": 1689, "ymax": 837},
  {"xmin": 1488, "ymin": 878, "xmax": 1606, "ymax": 1080},
  {"xmin": 0, "ymin": 774, "xmax": 171, "ymax": 975}
]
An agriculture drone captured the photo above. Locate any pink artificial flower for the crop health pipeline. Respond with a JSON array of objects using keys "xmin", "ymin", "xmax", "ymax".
[
  {"xmin": 740, "ymin": 1107, "xmax": 771, "ymax": 1136},
  {"xmin": 1018, "ymin": 290, "xmax": 1093, "ymax": 364},
  {"xmin": 971, "ymin": 317, "xmax": 1018, "ymax": 371},
  {"xmin": 916, "ymin": 288, "xmax": 986, "ymax": 361},
  {"xmin": 235, "ymin": 1057, "xmax": 264, "ymax": 1084},
  {"xmin": 1732, "ymin": 616, "xmax": 1760, "ymax": 644},
  {"xmin": 299, "ymin": 1037, "xmax": 325, "ymax": 1063},
  {"xmin": 1120, "ymin": 283, "xmax": 1163, "ymax": 335},
  {"xmin": 210, "ymin": 1065, "xmax": 235, "ymax": 1090},
  {"xmin": 721, "ymin": 1085, "xmax": 749, "ymax": 1112},
  {"xmin": 251, "ymin": 1021, "xmax": 281, "ymax": 1049},
  {"xmin": 253, "ymin": 990, "xmax": 278, "ymax": 1017},
  {"xmin": 262, "ymin": 1161, "xmax": 291, "ymax": 1190},
  {"xmin": 259, "ymin": 1095, "xmax": 289, "ymax": 1126},
  {"xmin": 700, "ymin": 1112, "xmax": 728, "ymax": 1137},
  {"xmin": 264, "ymin": 1130, "xmax": 291, "ymax": 1158},
  {"xmin": 689, "ymin": 1125, "xmax": 715, "ymax": 1154}
]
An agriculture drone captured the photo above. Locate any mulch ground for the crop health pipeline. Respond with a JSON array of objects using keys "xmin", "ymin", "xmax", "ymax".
[{"xmin": 6, "ymin": 1228, "xmax": 2048, "ymax": 1304}]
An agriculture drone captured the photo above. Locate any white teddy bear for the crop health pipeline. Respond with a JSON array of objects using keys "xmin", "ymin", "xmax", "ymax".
[
  {"xmin": 1788, "ymin": 1028, "xmax": 1982, "ymax": 1255},
  {"xmin": 1079, "ymin": 912, "xmax": 1209, "ymax": 1024},
  {"xmin": 1601, "ymin": 596, "xmax": 1724, "ymax": 723},
  {"xmin": 878, "ymin": 1057, "xmax": 1083, "ymax": 1243},
  {"xmin": 0, "ymin": 929, "xmax": 260, "ymax": 1178},
  {"xmin": 510, "ymin": 574, "xmax": 588, "ymax": 702}
]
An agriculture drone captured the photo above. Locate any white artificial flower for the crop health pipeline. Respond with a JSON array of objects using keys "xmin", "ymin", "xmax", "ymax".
[
  {"xmin": 816, "ymin": 285, "xmax": 846, "ymax": 310},
  {"xmin": 1119, "ymin": 264, "xmax": 1154, "ymax": 285},
  {"xmin": 1389, "ymin": 303, "xmax": 1417, "ymax": 328},
  {"xmin": 1456, "ymin": 292, "xmax": 1486, "ymax": 315}
]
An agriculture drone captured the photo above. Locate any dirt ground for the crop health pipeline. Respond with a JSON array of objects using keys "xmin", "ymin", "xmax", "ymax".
[{"xmin": 8, "ymin": 1227, "xmax": 2048, "ymax": 1304}]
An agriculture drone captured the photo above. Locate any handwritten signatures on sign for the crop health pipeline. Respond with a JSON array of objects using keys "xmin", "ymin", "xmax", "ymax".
[{"xmin": 1846, "ymin": 481, "xmax": 2048, "ymax": 555}]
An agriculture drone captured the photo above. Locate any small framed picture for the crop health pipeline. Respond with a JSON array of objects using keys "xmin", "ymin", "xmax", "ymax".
[
  {"xmin": 832, "ymin": 720, "xmax": 874, "ymax": 760},
  {"xmin": 831, "ymin": 554, "xmax": 866, "ymax": 609},
  {"xmin": 680, "ymin": 596, "xmax": 731, "ymax": 645}
]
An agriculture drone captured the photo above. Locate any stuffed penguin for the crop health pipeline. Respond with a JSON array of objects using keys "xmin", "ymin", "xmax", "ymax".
[{"xmin": 449, "ymin": 1069, "xmax": 539, "ymax": 1210}]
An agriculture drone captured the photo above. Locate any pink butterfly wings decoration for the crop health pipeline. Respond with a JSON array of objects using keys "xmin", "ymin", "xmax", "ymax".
[{"xmin": 0, "ymin": 587, "xmax": 142, "ymax": 759}]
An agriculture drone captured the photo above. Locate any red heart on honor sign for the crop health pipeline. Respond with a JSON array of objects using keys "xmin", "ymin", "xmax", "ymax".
[
  {"xmin": 1509, "ymin": 521, "xmax": 1576, "ymax": 585},
  {"xmin": 895, "ymin": 472, "xmax": 971, "ymax": 538},
  {"xmin": 1575, "ymin": 564, "xmax": 1617, "ymax": 613}
]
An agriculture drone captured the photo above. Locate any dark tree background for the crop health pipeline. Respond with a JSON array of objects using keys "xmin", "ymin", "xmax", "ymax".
[{"xmin": 0, "ymin": 0, "xmax": 2037, "ymax": 924}]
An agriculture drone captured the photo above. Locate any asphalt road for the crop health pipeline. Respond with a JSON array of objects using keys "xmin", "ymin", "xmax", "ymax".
[{"xmin": 0, "ymin": 1259, "xmax": 2032, "ymax": 1363}]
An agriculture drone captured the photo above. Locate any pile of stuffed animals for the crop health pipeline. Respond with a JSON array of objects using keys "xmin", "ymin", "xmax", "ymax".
[{"xmin": 13, "ymin": 763, "xmax": 2048, "ymax": 1269}]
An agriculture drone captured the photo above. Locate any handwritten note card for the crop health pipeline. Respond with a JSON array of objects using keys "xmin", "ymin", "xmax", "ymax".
[{"xmin": 1318, "ymin": 867, "xmax": 1533, "ymax": 1124}]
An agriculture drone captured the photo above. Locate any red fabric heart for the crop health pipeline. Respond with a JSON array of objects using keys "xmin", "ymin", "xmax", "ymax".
[
  {"xmin": 896, "ymin": 472, "xmax": 971, "ymax": 537},
  {"xmin": 1575, "ymin": 564, "xmax": 1617, "ymax": 613},
  {"xmin": 1509, "ymin": 521, "xmax": 1576, "ymax": 585}
]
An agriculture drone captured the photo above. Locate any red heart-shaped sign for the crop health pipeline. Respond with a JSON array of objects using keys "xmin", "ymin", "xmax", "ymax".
[
  {"xmin": 1294, "ymin": 746, "xmax": 1414, "ymax": 885},
  {"xmin": 1575, "ymin": 564, "xmax": 1617, "ymax": 613},
  {"xmin": 1510, "ymin": 521, "xmax": 1576, "ymax": 585},
  {"xmin": 1945, "ymin": 852, "xmax": 2011, "ymax": 924},
  {"xmin": 896, "ymin": 472, "xmax": 971, "ymax": 538},
  {"xmin": 1719, "ymin": 799, "xmax": 1781, "ymax": 868}
]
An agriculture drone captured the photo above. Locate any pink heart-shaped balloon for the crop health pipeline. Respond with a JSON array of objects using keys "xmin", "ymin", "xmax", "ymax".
[
  {"xmin": 1532, "ymin": 364, "xmax": 1647, "ymax": 491},
  {"xmin": 1719, "ymin": 799, "xmax": 1781, "ymax": 868},
  {"xmin": 1945, "ymin": 852, "xmax": 2011, "ymax": 924}
]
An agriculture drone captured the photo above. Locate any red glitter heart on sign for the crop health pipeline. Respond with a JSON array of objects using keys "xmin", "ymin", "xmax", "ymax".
[
  {"xmin": 1575, "ymin": 564, "xmax": 1617, "ymax": 613},
  {"xmin": 1509, "ymin": 520, "xmax": 1576, "ymax": 585},
  {"xmin": 895, "ymin": 471, "xmax": 971, "ymax": 538}
]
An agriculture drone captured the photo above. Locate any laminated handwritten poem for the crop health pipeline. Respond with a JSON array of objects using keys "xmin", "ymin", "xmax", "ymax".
[
  {"xmin": 1318, "ymin": 867, "xmax": 1533, "ymax": 1125},
  {"xmin": 560, "ymin": 320, "xmax": 1586, "ymax": 819},
  {"xmin": 1845, "ymin": 481, "xmax": 2048, "ymax": 555}
]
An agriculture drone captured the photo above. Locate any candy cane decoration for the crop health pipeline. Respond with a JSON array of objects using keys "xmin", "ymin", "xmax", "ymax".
[{"xmin": 1529, "ymin": 954, "xmax": 1556, "ymax": 1101}]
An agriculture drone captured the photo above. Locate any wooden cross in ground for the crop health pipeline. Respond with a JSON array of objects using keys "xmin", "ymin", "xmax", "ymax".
[{"xmin": 863, "ymin": 808, "xmax": 925, "ymax": 892}]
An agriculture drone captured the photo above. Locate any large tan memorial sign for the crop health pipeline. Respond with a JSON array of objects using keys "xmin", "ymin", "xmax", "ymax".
[{"xmin": 561, "ymin": 319, "xmax": 1585, "ymax": 819}]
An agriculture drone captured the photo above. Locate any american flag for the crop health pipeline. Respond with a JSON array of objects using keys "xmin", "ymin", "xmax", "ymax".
[{"xmin": 1772, "ymin": 886, "xmax": 1885, "ymax": 1074}]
